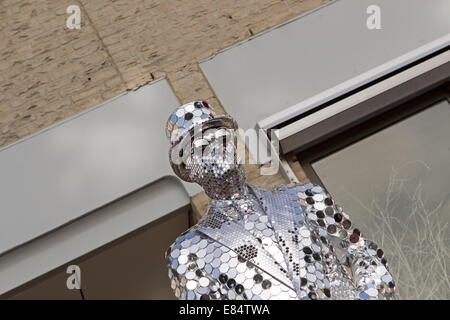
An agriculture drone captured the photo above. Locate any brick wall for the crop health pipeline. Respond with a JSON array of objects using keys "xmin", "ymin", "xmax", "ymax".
[{"xmin": 0, "ymin": 0, "xmax": 329, "ymax": 148}]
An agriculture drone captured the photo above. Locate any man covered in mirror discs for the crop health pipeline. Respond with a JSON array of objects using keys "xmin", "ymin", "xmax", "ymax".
[{"xmin": 165, "ymin": 100, "xmax": 396, "ymax": 300}]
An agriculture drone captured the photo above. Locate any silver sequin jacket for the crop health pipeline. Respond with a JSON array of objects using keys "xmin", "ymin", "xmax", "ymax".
[{"xmin": 166, "ymin": 183, "xmax": 396, "ymax": 300}]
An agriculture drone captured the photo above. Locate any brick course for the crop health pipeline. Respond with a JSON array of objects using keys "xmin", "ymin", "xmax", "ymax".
[{"xmin": 0, "ymin": 0, "xmax": 126, "ymax": 146}]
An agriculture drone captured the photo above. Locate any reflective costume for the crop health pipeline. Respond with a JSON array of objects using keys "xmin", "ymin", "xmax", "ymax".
[{"xmin": 165, "ymin": 101, "xmax": 396, "ymax": 300}]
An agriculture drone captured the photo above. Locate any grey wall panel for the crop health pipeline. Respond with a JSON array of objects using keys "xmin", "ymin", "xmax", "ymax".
[
  {"xmin": 0, "ymin": 79, "xmax": 199, "ymax": 256},
  {"xmin": 78, "ymin": 206, "xmax": 188, "ymax": 300},
  {"xmin": 0, "ymin": 177, "xmax": 189, "ymax": 295},
  {"xmin": 200, "ymin": 0, "xmax": 450, "ymax": 131}
]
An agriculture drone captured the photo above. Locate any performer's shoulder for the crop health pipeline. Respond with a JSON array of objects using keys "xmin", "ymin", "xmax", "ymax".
[
  {"xmin": 165, "ymin": 227, "xmax": 214, "ymax": 260},
  {"xmin": 166, "ymin": 227, "xmax": 198, "ymax": 258}
]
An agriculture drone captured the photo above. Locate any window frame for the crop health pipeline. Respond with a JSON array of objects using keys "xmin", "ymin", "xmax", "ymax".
[
  {"xmin": 296, "ymin": 84, "xmax": 450, "ymax": 186},
  {"xmin": 274, "ymin": 49, "xmax": 449, "ymax": 151},
  {"xmin": 273, "ymin": 49, "xmax": 450, "ymax": 186}
]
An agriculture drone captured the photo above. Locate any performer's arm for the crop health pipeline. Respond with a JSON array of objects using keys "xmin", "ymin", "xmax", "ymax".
[{"xmin": 300, "ymin": 185, "xmax": 396, "ymax": 300}]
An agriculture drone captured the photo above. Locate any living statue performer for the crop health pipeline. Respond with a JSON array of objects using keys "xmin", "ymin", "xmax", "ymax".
[{"xmin": 164, "ymin": 100, "xmax": 396, "ymax": 300}]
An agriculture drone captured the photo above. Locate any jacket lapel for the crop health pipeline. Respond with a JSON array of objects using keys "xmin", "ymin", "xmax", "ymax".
[
  {"xmin": 250, "ymin": 185, "xmax": 304, "ymax": 294},
  {"xmin": 196, "ymin": 209, "xmax": 294, "ymax": 291}
]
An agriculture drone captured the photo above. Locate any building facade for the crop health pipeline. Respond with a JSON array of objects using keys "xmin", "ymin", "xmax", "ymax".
[{"xmin": 0, "ymin": 0, "xmax": 449, "ymax": 299}]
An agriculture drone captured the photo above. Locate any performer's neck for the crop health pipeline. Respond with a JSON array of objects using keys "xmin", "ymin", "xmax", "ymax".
[{"xmin": 207, "ymin": 183, "xmax": 250, "ymax": 202}]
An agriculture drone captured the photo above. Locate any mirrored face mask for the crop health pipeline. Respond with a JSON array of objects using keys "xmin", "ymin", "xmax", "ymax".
[{"xmin": 185, "ymin": 128, "xmax": 246, "ymax": 200}]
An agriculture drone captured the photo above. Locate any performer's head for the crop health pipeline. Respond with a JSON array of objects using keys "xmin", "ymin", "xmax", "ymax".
[{"xmin": 166, "ymin": 101, "xmax": 246, "ymax": 200}]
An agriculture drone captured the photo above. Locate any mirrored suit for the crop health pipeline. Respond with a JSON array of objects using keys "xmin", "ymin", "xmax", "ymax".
[{"xmin": 165, "ymin": 101, "xmax": 396, "ymax": 300}]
